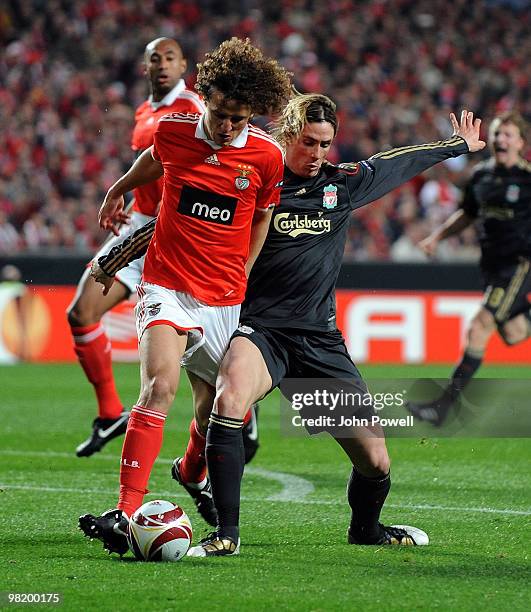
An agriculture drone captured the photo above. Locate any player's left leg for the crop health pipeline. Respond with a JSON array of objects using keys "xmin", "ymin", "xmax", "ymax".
[
  {"xmin": 172, "ymin": 371, "xmax": 218, "ymax": 526},
  {"xmin": 174, "ymin": 370, "xmax": 259, "ymax": 526},
  {"xmin": 297, "ymin": 329, "xmax": 428, "ymax": 545},
  {"xmin": 67, "ymin": 269, "xmax": 131, "ymax": 457}
]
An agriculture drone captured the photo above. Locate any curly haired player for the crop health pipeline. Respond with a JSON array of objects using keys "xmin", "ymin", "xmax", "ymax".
[{"xmin": 79, "ymin": 38, "xmax": 292, "ymax": 555}]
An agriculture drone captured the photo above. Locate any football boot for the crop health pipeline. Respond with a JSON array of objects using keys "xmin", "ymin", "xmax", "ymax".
[
  {"xmin": 76, "ymin": 411, "xmax": 130, "ymax": 457},
  {"xmin": 348, "ymin": 523, "xmax": 429, "ymax": 546},
  {"xmin": 79, "ymin": 508, "xmax": 130, "ymax": 555},
  {"xmin": 171, "ymin": 457, "xmax": 218, "ymax": 527},
  {"xmin": 187, "ymin": 531, "xmax": 240, "ymax": 557}
]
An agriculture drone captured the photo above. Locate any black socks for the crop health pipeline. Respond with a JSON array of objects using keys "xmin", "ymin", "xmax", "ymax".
[
  {"xmin": 447, "ymin": 350, "xmax": 483, "ymax": 401},
  {"xmin": 348, "ymin": 468, "xmax": 391, "ymax": 543},
  {"xmin": 206, "ymin": 414, "xmax": 245, "ymax": 542}
]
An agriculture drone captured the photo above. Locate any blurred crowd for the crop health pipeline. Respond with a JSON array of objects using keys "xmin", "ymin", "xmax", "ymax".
[{"xmin": 0, "ymin": 0, "xmax": 529, "ymax": 261}]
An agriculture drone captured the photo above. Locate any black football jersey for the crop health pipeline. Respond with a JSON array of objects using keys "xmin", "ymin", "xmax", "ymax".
[
  {"xmin": 460, "ymin": 158, "xmax": 531, "ymax": 269},
  {"xmin": 242, "ymin": 136, "xmax": 468, "ymax": 331}
]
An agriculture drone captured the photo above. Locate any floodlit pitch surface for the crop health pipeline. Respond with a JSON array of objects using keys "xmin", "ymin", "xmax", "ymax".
[{"xmin": 1, "ymin": 363, "xmax": 529, "ymax": 611}]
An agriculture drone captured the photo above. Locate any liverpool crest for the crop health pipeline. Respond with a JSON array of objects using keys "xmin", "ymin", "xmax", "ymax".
[
  {"xmin": 506, "ymin": 184, "xmax": 519, "ymax": 203},
  {"xmin": 323, "ymin": 184, "xmax": 337, "ymax": 209},
  {"xmin": 235, "ymin": 164, "xmax": 253, "ymax": 190}
]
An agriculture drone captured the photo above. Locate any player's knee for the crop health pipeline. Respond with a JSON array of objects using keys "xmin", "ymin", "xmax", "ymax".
[
  {"xmin": 140, "ymin": 376, "xmax": 177, "ymax": 409},
  {"xmin": 66, "ymin": 300, "xmax": 98, "ymax": 327},
  {"xmin": 195, "ymin": 414, "xmax": 209, "ymax": 434},
  {"xmin": 467, "ymin": 314, "xmax": 495, "ymax": 347},
  {"xmin": 356, "ymin": 444, "xmax": 390, "ymax": 476},
  {"xmin": 367, "ymin": 449, "xmax": 390, "ymax": 476},
  {"xmin": 498, "ymin": 322, "xmax": 526, "ymax": 346},
  {"xmin": 214, "ymin": 384, "xmax": 248, "ymax": 420}
]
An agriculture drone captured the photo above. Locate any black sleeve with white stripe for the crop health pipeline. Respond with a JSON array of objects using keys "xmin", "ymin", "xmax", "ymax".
[
  {"xmin": 98, "ymin": 218, "xmax": 157, "ymax": 277},
  {"xmin": 347, "ymin": 136, "xmax": 469, "ymax": 210}
]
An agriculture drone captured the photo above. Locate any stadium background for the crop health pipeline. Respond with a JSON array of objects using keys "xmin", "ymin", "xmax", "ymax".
[
  {"xmin": 1, "ymin": 3, "xmax": 530, "ymax": 610},
  {"xmin": 0, "ymin": 0, "xmax": 529, "ymax": 365}
]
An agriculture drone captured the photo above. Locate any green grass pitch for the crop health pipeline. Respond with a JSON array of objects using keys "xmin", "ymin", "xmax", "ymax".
[{"xmin": 1, "ymin": 363, "xmax": 530, "ymax": 611}]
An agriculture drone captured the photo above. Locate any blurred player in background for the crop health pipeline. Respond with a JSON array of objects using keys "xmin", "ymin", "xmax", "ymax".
[
  {"xmin": 408, "ymin": 111, "xmax": 530, "ymax": 426},
  {"xmin": 92, "ymin": 95, "xmax": 485, "ymax": 556},
  {"xmin": 79, "ymin": 38, "xmax": 292, "ymax": 555},
  {"xmin": 67, "ymin": 38, "xmax": 205, "ymax": 458}
]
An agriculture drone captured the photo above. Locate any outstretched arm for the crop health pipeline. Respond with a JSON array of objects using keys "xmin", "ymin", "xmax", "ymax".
[
  {"xmin": 348, "ymin": 110, "xmax": 485, "ymax": 209},
  {"xmin": 418, "ymin": 209, "xmax": 474, "ymax": 257},
  {"xmin": 99, "ymin": 147, "xmax": 163, "ymax": 236}
]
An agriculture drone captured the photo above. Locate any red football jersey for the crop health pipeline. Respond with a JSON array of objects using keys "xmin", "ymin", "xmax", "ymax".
[
  {"xmin": 144, "ymin": 113, "xmax": 284, "ymax": 305},
  {"xmin": 130, "ymin": 81, "xmax": 205, "ymax": 216}
]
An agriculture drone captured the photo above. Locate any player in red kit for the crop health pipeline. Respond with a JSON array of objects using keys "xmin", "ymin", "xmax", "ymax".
[
  {"xmin": 67, "ymin": 38, "xmax": 205, "ymax": 458},
  {"xmin": 79, "ymin": 38, "xmax": 292, "ymax": 555}
]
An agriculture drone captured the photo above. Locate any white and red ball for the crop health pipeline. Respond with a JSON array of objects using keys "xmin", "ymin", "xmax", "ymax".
[{"xmin": 128, "ymin": 500, "xmax": 193, "ymax": 562}]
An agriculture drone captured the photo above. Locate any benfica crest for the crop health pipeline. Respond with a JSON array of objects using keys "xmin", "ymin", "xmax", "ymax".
[
  {"xmin": 235, "ymin": 164, "xmax": 253, "ymax": 190},
  {"xmin": 322, "ymin": 184, "xmax": 338, "ymax": 209},
  {"xmin": 147, "ymin": 303, "xmax": 161, "ymax": 316}
]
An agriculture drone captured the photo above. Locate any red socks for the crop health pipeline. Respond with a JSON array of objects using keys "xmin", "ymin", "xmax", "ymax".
[
  {"xmin": 71, "ymin": 323, "xmax": 123, "ymax": 420},
  {"xmin": 180, "ymin": 408, "xmax": 253, "ymax": 484},
  {"xmin": 118, "ymin": 406, "xmax": 166, "ymax": 517},
  {"xmin": 180, "ymin": 419, "xmax": 207, "ymax": 484}
]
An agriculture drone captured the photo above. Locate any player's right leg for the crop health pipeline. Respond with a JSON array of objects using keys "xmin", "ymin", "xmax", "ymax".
[
  {"xmin": 188, "ymin": 336, "xmax": 273, "ymax": 557},
  {"xmin": 407, "ymin": 306, "xmax": 495, "ymax": 426},
  {"xmin": 172, "ymin": 371, "xmax": 219, "ymax": 526},
  {"xmin": 174, "ymin": 373, "xmax": 261, "ymax": 525},
  {"xmin": 335, "ymin": 432, "xmax": 428, "ymax": 546},
  {"xmin": 80, "ymin": 324, "xmax": 187, "ymax": 554},
  {"xmin": 67, "ymin": 268, "xmax": 131, "ymax": 456}
]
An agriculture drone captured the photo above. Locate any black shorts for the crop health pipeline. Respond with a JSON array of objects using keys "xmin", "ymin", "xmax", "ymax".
[
  {"xmin": 482, "ymin": 257, "xmax": 531, "ymax": 323},
  {"xmin": 231, "ymin": 323, "xmax": 375, "ymax": 434}
]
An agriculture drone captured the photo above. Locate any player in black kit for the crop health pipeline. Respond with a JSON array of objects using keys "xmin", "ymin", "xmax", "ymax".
[
  {"xmin": 407, "ymin": 111, "xmax": 530, "ymax": 426},
  {"xmin": 90, "ymin": 95, "xmax": 485, "ymax": 556}
]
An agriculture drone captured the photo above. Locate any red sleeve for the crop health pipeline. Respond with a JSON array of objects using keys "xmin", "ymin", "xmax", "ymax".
[{"xmin": 151, "ymin": 124, "xmax": 161, "ymax": 162}]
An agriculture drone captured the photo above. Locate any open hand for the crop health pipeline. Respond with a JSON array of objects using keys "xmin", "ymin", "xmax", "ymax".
[
  {"xmin": 90, "ymin": 260, "xmax": 115, "ymax": 296},
  {"xmin": 450, "ymin": 110, "xmax": 486, "ymax": 153},
  {"xmin": 418, "ymin": 235, "xmax": 439, "ymax": 257},
  {"xmin": 98, "ymin": 191, "xmax": 131, "ymax": 236}
]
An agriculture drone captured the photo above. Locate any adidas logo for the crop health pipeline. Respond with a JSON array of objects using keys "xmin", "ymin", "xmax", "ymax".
[{"xmin": 204, "ymin": 153, "xmax": 220, "ymax": 165}]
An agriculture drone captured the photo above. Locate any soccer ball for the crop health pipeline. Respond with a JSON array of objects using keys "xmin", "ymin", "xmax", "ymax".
[{"xmin": 128, "ymin": 500, "xmax": 193, "ymax": 562}]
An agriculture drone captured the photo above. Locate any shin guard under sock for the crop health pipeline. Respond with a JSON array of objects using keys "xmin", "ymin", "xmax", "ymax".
[
  {"xmin": 118, "ymin": 406, "xmax": 166, "ymax": 517},
  {"xmin": 71, "ymin": 323, "xmax": 123, "ymax": 419}
]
